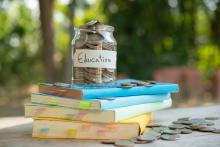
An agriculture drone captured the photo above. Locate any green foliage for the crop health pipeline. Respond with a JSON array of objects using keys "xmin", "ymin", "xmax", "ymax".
[
  {"xmin": 0, "ymin": 0, "xmax": 219, "ymax": 87},
  {"xmin": 101, "ymin": 0, "xmax": 199, "ymax": 79},
  {"xmin": 197, "ymin": 45, "xmax": 220, "ymax": 79},
  {"xmin": 0, "ymin": 1, "xmax": 43, "ymax": 86}
]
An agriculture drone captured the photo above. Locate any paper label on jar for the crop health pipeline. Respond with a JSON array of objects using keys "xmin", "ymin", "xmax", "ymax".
[{"xmin": 73, "ymin": 49, "xmax": 117, "ymax": 69}]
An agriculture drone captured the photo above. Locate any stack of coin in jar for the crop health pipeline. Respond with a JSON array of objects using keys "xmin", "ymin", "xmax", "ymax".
[{"xmin": 72, "ymin": 20, "xmax": 117, "ymax": 85}]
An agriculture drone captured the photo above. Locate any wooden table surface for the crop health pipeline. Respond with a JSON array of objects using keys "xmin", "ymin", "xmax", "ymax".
[{"xmin": 0, "ymin": 105, "xmax": 220, "ymax": 147}]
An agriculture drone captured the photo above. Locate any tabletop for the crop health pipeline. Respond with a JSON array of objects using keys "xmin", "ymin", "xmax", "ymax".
[{"xmin": 0, "ymin": 105, "xmax": 220, "ymax": 147}]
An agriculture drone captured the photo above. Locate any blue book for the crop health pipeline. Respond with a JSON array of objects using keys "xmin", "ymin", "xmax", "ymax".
[
  {"xmin": 38, "ymin": 79, "xmax": 179, "ymax": 100},
  {"xmin": 31, "ymin": 92, "xmax": 171, "ymax": 110}
]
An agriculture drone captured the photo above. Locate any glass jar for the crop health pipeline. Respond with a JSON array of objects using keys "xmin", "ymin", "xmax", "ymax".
[{"xmin": 72, "ymin": 20, "xmax": 117, "ymax": 85}]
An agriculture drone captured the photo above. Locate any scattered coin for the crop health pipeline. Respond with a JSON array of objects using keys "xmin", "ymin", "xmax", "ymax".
[
  {"xmin": 199, "ymin": 127, "xmax": 216, "ymax": 132},
  {"xmin": 118, "ymin": 83, "xmax": 134, "ymax": 88},
  {"xmin": 144, "ymin": 80, "xmax": 157, "ymax": 84},
  {"xmin": 190, "ymin": 118, "xmax": 206, "ymax": 125},
  {"xmin": 53, "ymin": 82, "xmax": 70, "ymax": 87},
  {"xmin": 136, "ymin": 135, "xmax": 156, "ymax": 142},
  {"xmin": 101, "ymin": 116, "xmax": 220, "ymax": 146},
  {"xmin": 142, "ymin": 131, "xmax": 161, "ymax": 139},
  {"xmin": 130, "ymin": 138, "xmax": 148, "ymax": 144},
  {"xmin": 180, "ymin": 129, "xmax": 192, "ymax": 134},
  {"xmin": 153, "ymin": 127, "xmax": 168, "ymax": 133},
  {"xmin": 205, "ymin": 121, "xmax": 215, "ymax": 126},
  {"xmin": 146, "ymin": 122, "xmax": 165, "ymax": 128},
  {"xmin": 136, "ymin": 82, "xmax": 150, "ymax": 86},
  {"xmin": 168, "ymin": 124, "xmax": 187, "ymax": 129},
  {"xmin": 101, "ymin": 140, "xmax": 116, "ymax": 144},
  {"xmin": 212, "ymin": 129, "xmax": 220, "ymax": 134},
  {"xmin": 178, "ymin": 117, "xmax": 190, "ymax": 121},
  {"xmin": 190, "ymin": 124, "xmax": 206, "ymax": 130},
  {"xmin": 172, "ymin": 121, "xmax": 183, "ymax": 124},
  {"xmin": 163, "ymin": 129, "xmax": 181, "ymax": 135},
  {"xmin": 205, "ymin": 117, "xmax": 220, "ymax": 121},
  {"xmin": 160, "ymin": 134, "xmax": 180, "ymax": 141},
  {"xmin": 114, "ymin": 140, "xmax": 134, "ymax": 147}
]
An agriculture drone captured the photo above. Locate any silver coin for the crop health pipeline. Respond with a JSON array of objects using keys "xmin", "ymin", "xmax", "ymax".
[
  {"xmin": 180, "ymin": 120, "xmax": 193, "ymax": 125},
  {"xmin": 190, "ymin": 118, "xmax": 206, "ymax": 125},
  {"xmin": 205, "ymin": 117, "xmax": 220, "ymax": 121},
  {"xmin": 168, "ymin": 124, "xmax": 187, "ymax": 129},
  {"xmin": 114, "ymin": 140, "xmax": 135, "ymax": 147},
  {"xmin": 190, "ymin": 124, "xmax": 207, "ymax": 130},
  {"xmin": 142, "ymin": 131, "xmax": 161, "ymax": 139},
  {"xmin": 136, "ymin": 135, "xmax": 156, "ymax": 142},
  {"xmin": 178, "ymin": 117, "xmax": 190, "ymax": 121},
  {"xmin": 53, "ymin": 82, "xmax": 70, "ymax": 88},
  {"xmin": 212, "ymin": 129, "xmax": 220, "ymax": 134},
  {"xmin": 205, "ymin": 121, "xmax": 215, "ymax": 126},
  {"xmin": 172, "ymin": 121, "xmax": 183, "ymax": 124},
  {"xmin": 180, "ymin": 128, "xmax": 192, "ymax": 134},
  {"xmin": 130, "ymin": 138, "xmax": 148, "ymax": 144},
  {"xmin": 153, "ymin": 127, "xmax": 168, "ymax": 133},
  {"xmin": 146, "ymin": 122, "xmax": 165, "ymax": 128},
  {"xmin": 199, "ymin": 127, "xmax": 216, "ymax": 132},
  {"xmin": 162, "ymin": 129, "xmax": 181, "ymax": 135},
  {"xmin": 160, "ymin": 134, "xmax": 180, "ymax": 141}
]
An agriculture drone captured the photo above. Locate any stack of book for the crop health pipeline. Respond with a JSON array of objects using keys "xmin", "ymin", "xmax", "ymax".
[{"xmin": 24, "ymin": 79, "xmax": 179, "ymax": 139}]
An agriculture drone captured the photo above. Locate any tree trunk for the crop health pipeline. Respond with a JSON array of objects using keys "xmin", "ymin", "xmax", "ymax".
[
  {"xmin": 64, "ymin": 0, "xmax": 75, "ymax": 83},
  {"xmin": 39, "ymin": 0, "xmax": 56, "ymax": 82},
  {"xmin": 211, "ymin": 1, "xmax": 220, "ymax": 46}
]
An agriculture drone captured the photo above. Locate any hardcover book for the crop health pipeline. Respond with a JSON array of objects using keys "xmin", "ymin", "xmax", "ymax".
[
  {"xmin": 31, "ymin": 92, "xmax": 171, "ymax": 110},
  {"xmin": 38, "ymin": 79, "xmax": 179, "ymax": 99},
  {"xmin": 25, "ymin": 99, "xmax": 172, "ymax": 123},
  {"xmin": 32, "ymin": 113, "xmax": 152, "ymax": 140}
]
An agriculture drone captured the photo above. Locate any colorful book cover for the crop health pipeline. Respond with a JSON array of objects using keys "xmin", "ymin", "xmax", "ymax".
[
  {"xmin": 38, "ymin": 79, "xmax": 179, "ymax": 99},
  {"xmin": 25, "ymin": 99, "xmax": 171, "ymax": 123},
  {"xmin": 31, "ymin": 92, "xmax": 171, "ymax": 110},
  {"xmin": 32, "ymin": 113, "xmax": 152, "ymax": 140}
]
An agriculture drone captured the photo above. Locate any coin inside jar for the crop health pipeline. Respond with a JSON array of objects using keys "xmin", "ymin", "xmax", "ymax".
[{"xmin": 72, "ymin": 20, "xmax": 117, "ymax": 85}]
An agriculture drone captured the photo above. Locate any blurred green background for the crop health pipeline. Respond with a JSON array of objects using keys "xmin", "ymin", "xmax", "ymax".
[{"xmin": 0, "ymin": 0, "xmax": 220, "ymax": 116}]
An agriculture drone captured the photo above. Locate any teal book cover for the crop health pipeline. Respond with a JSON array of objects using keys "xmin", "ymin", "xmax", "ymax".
[{"xmin": 39, "ymin": 79, "xmax": 179, "ymax": 99}]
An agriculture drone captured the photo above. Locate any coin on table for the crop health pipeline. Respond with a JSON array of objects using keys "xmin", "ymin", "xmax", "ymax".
[
  {"xmin": 143, "ymin": 131, "xmax": 161, "ymax": 139},
  {"xmin": 212, "ymin": 129, "xmax": 220, "ymax": 134},
  {"xmin": 172, "ymin": 121, "xmax": 183, "ymax": 124},
  {"xmin": 114, "ymin": 140, "xmax": 135, "ymax": 147},
  {"xmin": 205, "ymin": 117, "xmax": 220, "ymax": 121},
  {"xmin": 146, "ymin": 122, "xmax": 165, "ymax": 128},
  {"xmin": 190, "ymin": 118, "xmax": 206, "ymax": 125},
  {"xmin": 205, "ymin": 121, "xmax": 215, "ymax": 126},
  {"xmin": 190, "ymin": 124, "xmax": 207, "ymax": 130},
  {"xmin": 163, "ymin": 129, "xmax": 181, "ymax": 135},
  {"xmin": 53, "ymin": 82, "xmax": 70, "ymax": 88},
  {"xmin": 160, "ymin": 134, "xmax": 180, "ymax": 141},
  {"xmin": 180, "ymin": 128, "xmax": 193, "ymax": 134},
  {"xmin": 168, "ymin": 124, "xmax": 187, "ymax": 129},
  {"xmin": 153, "ymin": 127, "xmax": 168, "ymax": 133},
  {"xmin": 180, "ymin": 120, "xmax": 193, "ymax": 125},
  {"xmin": 101, "ymin": 140, "xmax": 117, "ymax": 144},
  {"xmin": 178, "ymin": 117, "xmax": 190, "ymax": 121},
  {"xmin": 198, "ymin": 127, "xmax": 216, "ymax": 132},
  {"xmin": 136, "ymin": 135, "xmax": 156, "ymax": 142}
]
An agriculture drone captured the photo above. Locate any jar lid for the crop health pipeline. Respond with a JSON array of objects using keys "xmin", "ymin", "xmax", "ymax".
[{"xmin": 79, "ymin": 20, "xmax": 114, "ymax": 32}]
